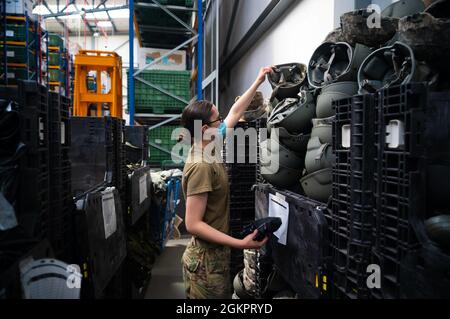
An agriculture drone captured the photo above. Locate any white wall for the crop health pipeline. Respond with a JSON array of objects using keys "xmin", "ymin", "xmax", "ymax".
[
  {"xmin": 220, "ymin": 0, "xmax": 335, "ymax": 111},
  {"xmin": 218, "ymin": 0, "xmax": 402, "ymax": 112}
]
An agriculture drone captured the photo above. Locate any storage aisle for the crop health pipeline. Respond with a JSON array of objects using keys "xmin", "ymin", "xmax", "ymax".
[{"xmin": 145, "ymin": 237, "xmax": 190, "ymax": 299}]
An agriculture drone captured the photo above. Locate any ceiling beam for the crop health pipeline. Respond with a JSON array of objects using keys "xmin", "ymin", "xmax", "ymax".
[
  {"xmin": 43, "ymin": 0, "xmax": 72, "ymax": 33},
  {"xmin": 42, "ymin": 4, "xmax": 128, "ymax": 18},
  {"xmin": 56, "ymin": 0, "xmax": 75, "ymax": 14},
  {"xmin": 103, "ymin": 3, "xmax": 118, "ymax": 33},
  {"xmin": 73, "ymin": 2, "xmax": 96, "ymax": 34},
  {"xmin": 96, "ymin": 0, "xmax": 108, "ymax": 9}
]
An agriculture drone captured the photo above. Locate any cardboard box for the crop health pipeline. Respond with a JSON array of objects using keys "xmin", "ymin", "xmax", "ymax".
[{"xmin": 138, "ymin": 47, "xmax": 186, "ymax": 71}]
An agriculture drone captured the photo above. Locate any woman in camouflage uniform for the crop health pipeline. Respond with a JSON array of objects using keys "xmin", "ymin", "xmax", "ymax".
[{"xmin": 180, "ymin": 66, "xmax": 273, "ymax": 299}]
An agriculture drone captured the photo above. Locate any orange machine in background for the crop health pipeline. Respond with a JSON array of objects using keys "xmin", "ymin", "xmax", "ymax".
[{"xmin": 73, "ymin": 50, "xmax": 123, "ymax": 118}]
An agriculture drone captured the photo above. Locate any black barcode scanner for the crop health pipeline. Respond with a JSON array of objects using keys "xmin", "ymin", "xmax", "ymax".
[{"xmin": 241, "ymin": 217, "xmax": 282, "ymax": 241}]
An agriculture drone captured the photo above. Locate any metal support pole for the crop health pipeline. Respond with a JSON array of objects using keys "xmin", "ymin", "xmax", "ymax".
[
  {"xmin": 197, "ymin": 0, "xmax": 203, "ymax": 100},
  {"xmin": 129, "ymin": 0, "xmax": 135, "ymax": 126},
  {"xmin": 215, "ymin": 0, "xmax": 219, "ymax": 108}
]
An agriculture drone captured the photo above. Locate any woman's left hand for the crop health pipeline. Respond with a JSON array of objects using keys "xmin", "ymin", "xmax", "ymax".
[{"xmin": 255, "ymin": 66, "xmax": 274, "ymax": 85}]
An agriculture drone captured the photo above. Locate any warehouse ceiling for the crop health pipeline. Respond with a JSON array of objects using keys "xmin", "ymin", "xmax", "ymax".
[{"xmin": 38, "ymin": 0, "xmax": 130, "ymax": 36}]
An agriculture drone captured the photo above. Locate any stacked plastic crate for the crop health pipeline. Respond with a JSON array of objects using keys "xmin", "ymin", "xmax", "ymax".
[
  {"xmin": 112, "ymin": 118, "xmax": 126, "ymax": 196},
  {"xmin": 0, "ymin": 14, "xmax": 38, "ymax": 86},
  {"xmin": 15, "ymin": 81, "xmax": 50, "ymax": 241},
  {"xmin": 254, "ymin": 184, "xmax": 330, "ymax": 299},
  {"xmin": 69, "ymin": 117, "xmax": 114, "ymax": 198},
  {"xmin": 224, "ymin": 121, "xmax": 259, "ymax": 282},
  {"xmin": 134, "ymin": 0, "xmax": 194, "ymax": 49},
  {"xmin": 124, "ymin": 125, "xmax": 149, "ymax": 164},
  {"xmin": 133, "ymin": 70, "xmax": 191, "ymax": 115},
  {"xmin": 330, "ymin": 94, "xmax": 377, "ymax": 299},
  {"xmin": 47, "ymin": 34, "xmax": 69, "ymax": 95},
  {"xmin": 255, "ymin": 117, "xmax": 267, "ymax": 184},
  {"xmin": 371, "ymin": 83, "xmax": 450, "ymax": 299},
  {"xmin": 148, "ymin": 123, "xmax": 183, "ymax": 166},
  {"xmin": 73, "ymin": 187, "xmax": 127, "ymax": 298},
  {"xmin": 48, "ymin": 92, "xmax": 73, "ymax": 260},
  {"xmin": 131, "ymin": 0, "xmax": 193, "ymax": 167},
  {"xmin": 329, "ymin": 83, "xmax": 450, "ymax": 299}
]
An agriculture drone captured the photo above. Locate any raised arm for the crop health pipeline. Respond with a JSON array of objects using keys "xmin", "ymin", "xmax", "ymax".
[{"xmin": 224, "ymin": 66, "xmax": 273, "ymax": 129}]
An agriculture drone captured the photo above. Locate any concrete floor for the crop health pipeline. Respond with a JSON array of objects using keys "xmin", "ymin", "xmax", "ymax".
[{"xmin": 145, "ymin": 237, "xmax": 190, "ymax": 299}]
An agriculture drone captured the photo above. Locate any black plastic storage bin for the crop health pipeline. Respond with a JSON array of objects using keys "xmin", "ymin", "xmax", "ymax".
[
  {"xmin": 372, "ymin": 84, "xmax": 427, "ymax": 298},
  {"xmin": 399, "ymin": 245, "xmax": 450, "ymax": 299},
  {"xmin": 254, "ymin": 183, "xmax": 330, "ymax": 299},
  {"xmin": 69, "ymin": 117, "xmax": 114, "ymax": 198},
  {"xmin": 74, "ymin": 187, "xmax": 127, "ymax": 299},
  {"xmin": 224, "ymin": 122, "xmax": 260, "ymax": 283},
  {"xmin": 124, "ymin": 125, "xmax": 149, "ymax": 164},
  {"xmin": 330, "ymin": 94, "xmax": 377, "ymax": 299},
  {"xmin": 112, "ymin": 118, "xmax": 126, "ymax": 193},
  {"xmin": 126, "ymin": 166, "xmax": 152, "ymax": 226},
  {"xmin": 372, "ymin": 83, "xmax": 450, "ymax": 299}
]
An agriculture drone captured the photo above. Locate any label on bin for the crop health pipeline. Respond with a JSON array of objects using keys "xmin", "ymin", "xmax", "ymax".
[
  {"xmin": 139, "ymin": 174, "xmax": 147, "ymax": 204},
  {"xmin": 101, "ymin": 190, "xmax": 117, "ymax": 239},
  {"xmin": 60, "ymin": 121, "xmax": 66, "ymax": 144},
  {"xmin": 7, "ymin": 51, "xmax": 14, "ymax": 57},
  {"xmin": 268, "ymin": 193, "xmax": 289, "ymax": 245},
  {"xmin": 7, "ymin": 72, "xmax": 15, "ymax": 78},
  {"xmin": 6, "ymin": 30, "xmax": 14, "ymax": 37}
]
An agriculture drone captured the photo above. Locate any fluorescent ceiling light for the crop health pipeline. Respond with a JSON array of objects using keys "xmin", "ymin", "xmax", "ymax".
[{"xmin": 97, "ymin": 21, "xmax": 113, "ymax": 28}]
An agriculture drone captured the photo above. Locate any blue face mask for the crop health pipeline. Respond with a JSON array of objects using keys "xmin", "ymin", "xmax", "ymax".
[{"xmin": 218, "ymin": 122, "xmax": 227, "ymax": 138}]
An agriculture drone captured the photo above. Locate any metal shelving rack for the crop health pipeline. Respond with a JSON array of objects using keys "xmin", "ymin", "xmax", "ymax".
[
  {"xmin": 128, "ymin": 0, "xmax": 220, "ymax": 167},
  {"xmin": 129, "ymin": 0, "xmax": 201, "ymax": 123},
  {"xmin": 0, "ymin": 2, "xmax": 39, "ymax": 87}
]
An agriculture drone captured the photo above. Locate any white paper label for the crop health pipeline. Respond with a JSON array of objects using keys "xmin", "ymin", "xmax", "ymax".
[
  {"xmin": 6, "ymin": 30, "xmax": 14, "ymax": 37},
  {"xmin": 268, "ymin": 193, "xmax": 289, "ymax": 245},
  {"xmin": 7, "ymin": 51, "xmax": 14, "ymax": 57},
  {"xmin": 101, "ymin": 190, "xmax": 117, "ymax": 239},
  {"xmin": 60, "ymin": 121, "xmax": 66, "ymax": 144},
  {"xmin": 7, "ymin": 72, "xmax": 15, "ymax": 78},
  {"xmin": 139, "ymin": 174, "xmax": 147, "ymax": 204}
]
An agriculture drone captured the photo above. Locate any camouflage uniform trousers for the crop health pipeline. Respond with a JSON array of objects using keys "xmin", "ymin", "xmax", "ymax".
[{"xmin": 181, "ymin": 237, "xmax": 231, "ymax": 299}]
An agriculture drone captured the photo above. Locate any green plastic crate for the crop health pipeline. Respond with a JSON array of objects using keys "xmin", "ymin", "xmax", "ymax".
[
  {"xmin": 130, "ymin": 69, "xmax": 191, "ymax": 114},
  {"xmin": 0, "ymin": 66, "xmax": 30, "ymax": 84},
  {"xmin": 48, "ymin": 52, "xmax": 61, "ymax": 66},
  {"xmin": 137, "ymin": 8, "xmax": 192, "ymax": 28},
  {"xmin": 0, "ymin": 45, "xmax": 36, "ymax": 68},
  {"xmin": 48, "ymin": 34, "xmax": 63, "ymax": 49},
  {"xmin": 148, "ymin": 125, "xmax": 186, "ymax": 164},
  {"xmin": 1, "ymin": 24, "xmax": 27, "ymax": 42},
  {"xmin": 49, "ymin": 69, "xmax": 66, "ymax": 82},
  {"xmin": 167, "ymin": 0, "xmax": 193, "ymax": 6}
]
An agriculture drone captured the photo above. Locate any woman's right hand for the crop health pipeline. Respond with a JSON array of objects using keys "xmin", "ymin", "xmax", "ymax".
[
  {"xmin": 255, "ymin": 66, "xmax": 274, "ymax": 86},
  {"xmin": 239, "ymin": 230, "xmax": 268, "ymax": 249}
]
